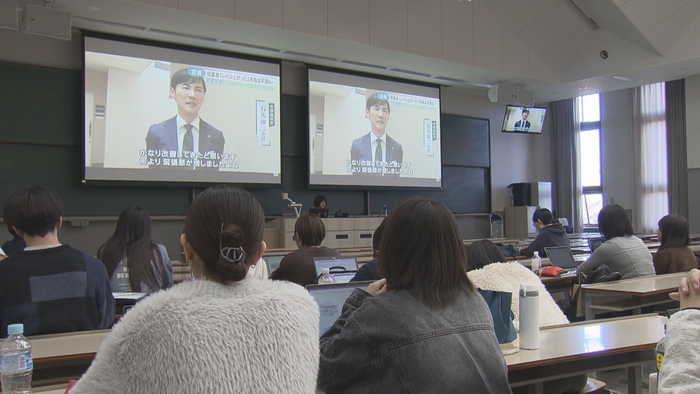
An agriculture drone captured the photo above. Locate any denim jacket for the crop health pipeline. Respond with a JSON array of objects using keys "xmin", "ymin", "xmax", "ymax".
[{"xmin": 319, "ymin": 288, "xmax": 511, "ymax": 393}]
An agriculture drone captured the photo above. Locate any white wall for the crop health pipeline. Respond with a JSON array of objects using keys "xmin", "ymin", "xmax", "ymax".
[
  {"xmin": 440, "ymin": 88, "xmax": 540, "ymax": 212},
  {"xmin": 600, "ymin": 89, "xmax": 637, "ymax": 215},
  {"xmin": 685, "ymin": 75, "xmax": 700, "ymax": 233}
]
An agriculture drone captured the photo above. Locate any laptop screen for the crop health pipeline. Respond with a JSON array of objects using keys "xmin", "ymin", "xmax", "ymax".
[
  {"xmin": 588, "ymin": 238, "xmax": 605, "ymax": 253},
  {"xmin": 329, "ymin": 271, "xmax": 356, "ymax": 283},
  {"xmin": 313, "ymin": 256, "xmax": 358, "ymax": 277},
  {"xmin": 307, "ymin": 281, "xmax": 372, "ymax": 336},
  {"xmin": 264, "ymin": 255, "xmax": 284, "ymax": 275},
  {"xmin": 543, "ymin": 246, "xmax": 578, "ymax": 269}
]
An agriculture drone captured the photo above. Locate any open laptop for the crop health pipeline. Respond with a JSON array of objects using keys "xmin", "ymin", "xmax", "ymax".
[
  {"xmin": 306, "ymin": 281, "xmax": 373, "ymax": 336},
  {"xmin": 543, "ymin": 246, "xmax": 579, "ymax": 272},
  {"xmin": 313, "ymin": 256, "xmax": 358, "ymax": 277},
  {"xmin": 588, "ymin": 237, "xmax": 605, "ymax": 253},
  {"xmin": 309, "ymin": 208, "xmax": 329, "ymax": 218},
  {"xmin": 329, "ymin": 271, "xmax": 357, "ymax": 283},
  {"xmin": 264, "ymin": 255, "xmax": 284, "ymax": 276}
]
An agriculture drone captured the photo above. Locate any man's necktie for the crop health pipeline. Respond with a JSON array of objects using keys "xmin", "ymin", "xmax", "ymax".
[
  {"xmin": 375, "ymin": 139, "xmax": 383, "ymax": 162},
  {"xmin": 183, "ymin": 124, "xmax": 193, "ymax": 152}
]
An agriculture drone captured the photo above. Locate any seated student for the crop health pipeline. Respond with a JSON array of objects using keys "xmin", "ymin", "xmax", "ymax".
[
  {"xmin": 313, "ymin": 194, "xmax": 327, "ymax": 209},
  {"xmin": 466, "ymin": 240, "xmax": 584, "ymax": 394},
  {"xmin": 71, "ymin": 186, "xmax": 319, "ymax": 394},
  {"xmin": 577, "ymin": 204, "xmax": 655, "ymax": 279},
  {"xmin": 350, "ymin": 220, "xmax": 385, "ymax": 282},
  {"xmin": 97, "ymin": 206, "xmax": 173, "ymax": 293},
  {"xmin": 318, "ymin": 198, "xmax": 511, "ymax": 393},
  {"xmin": 653, "ymin": 214, "xmax": 699, "ymax": 275},
  {"xmin": 270, "ymin": 214, "xmax": 341, "ymax": 287},
  {"xmin": 1, "ymin": 226, "xmax": 26, "ymax": 256},
  {"xmin": 0, "ymin": 186, "xmax": 114, "ymax": 337},
  {"xmin": 467, "ymin": 240, "xmax": 569, "ymax": 330},
  {"xmin": 519, "ymin": 208, "xmax": 570, "ymax": 257},
  {"xmin": 658, "ymin": 268, "xmax": 700, "ymax": 393}
]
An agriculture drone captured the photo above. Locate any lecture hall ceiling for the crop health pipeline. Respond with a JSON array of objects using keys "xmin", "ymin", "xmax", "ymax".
[{"xmin": 48, "ymin": 0, "xmax": 700, "ymax": 103}]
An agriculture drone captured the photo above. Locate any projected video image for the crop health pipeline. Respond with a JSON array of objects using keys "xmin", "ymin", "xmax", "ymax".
[
  {"xmin": 308, "ymin": 69, "xmax": 442, "ymax": 188},
  {"xmin": 84, "ymin": 36, "xmax": 281, "ymax": 184}
]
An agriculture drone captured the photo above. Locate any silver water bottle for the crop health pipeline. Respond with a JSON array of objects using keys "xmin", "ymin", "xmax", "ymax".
[{"xmin": 519, "ymin": 284, "xmax": 540, "ymax": 350}]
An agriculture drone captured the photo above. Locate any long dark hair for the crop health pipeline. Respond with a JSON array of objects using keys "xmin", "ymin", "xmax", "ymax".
[
  {"xmin": 466, "ymin": 240, "xmax": 506, "ymax": 271},
  {"xmin": 658, "ymin": 214, "xmax": 690, "ymax": 250},
  {"xmin": 183, "ymin": 185, "xmax": 265, "ymax": 283},
  {"xmin": 98, "ymin": 206, "xmax": 165, "ymax": 291},
  {"xmin": 598, "ymin": 204, "xmax": 634, "ymax": 241},
  {"xmin": 378, "ymin": 198, "xmax": 474, "ymax": 307}
]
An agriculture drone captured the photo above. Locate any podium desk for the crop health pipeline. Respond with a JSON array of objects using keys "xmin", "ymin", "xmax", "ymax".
[
  {"xmin": 506, "ymin": 315, "xmax": 665, "ymax": 394},
  {"xmin": 30, "ymin": 330, "xmax": 109, "ymax": 388},
  {"xmin": 581, "ymin": 272, "xmax": 684, "ymax": 320}
]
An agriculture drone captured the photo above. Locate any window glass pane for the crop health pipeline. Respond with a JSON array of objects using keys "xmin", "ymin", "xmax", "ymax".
[
  {"xmin": 583, "ymin": 193, "xmax": 604, "ymax": 225},
  {"xmin": 580, "ymin": 129, "xmax": 601, "ymax": 187},
  {"xmin": 581, "ymin": 94, "xmax": 600, "ymax": 122}
]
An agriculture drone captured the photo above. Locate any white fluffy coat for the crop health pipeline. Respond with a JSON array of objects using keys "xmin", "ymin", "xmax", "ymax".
[
  {"xmin": 71, "ymin": 278, "xmax": 319, "ymax": 394},
  {"xmin": 659, "ymin": 309, "xmax": 700, "ymax": 393},
  {"xmin": 467, "ymin": 262, "xmax": 568, "ymax": 331}
]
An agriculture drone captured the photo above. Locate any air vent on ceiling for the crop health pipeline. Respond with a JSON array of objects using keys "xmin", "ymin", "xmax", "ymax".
[
  {"xmin": 391, "ymin": 68, "xmax": 431, "ymax": 78},
  {"xmin": 434, "ymin": 76, "xmax": 470, "ymax": 84},
  {"xmin": 340, "ymin": 60, "xmax": 387, "ymax": 70},
  {"xmin": 147, "ymin": 29, "xmax": 217, "ymax": 43},
  {"xmin": 219, "ymin": 41, "xmax": 282, "ymax": 53},
  {"xmin": 283, "ymin": 51, "xmax": 337, "ymax": 62}
]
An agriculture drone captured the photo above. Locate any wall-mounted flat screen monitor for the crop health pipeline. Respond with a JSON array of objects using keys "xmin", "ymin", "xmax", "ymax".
[
  {"xmin": 308, "ymin": 69, "xmax": 442, "ymax": 188},
  {"xmin": 83, "ymin": 35, "xmax": 281, "ymax": 185},
  {"xmin": 501, "ymin": 105, "xmax": 546, "ymax": 134}
]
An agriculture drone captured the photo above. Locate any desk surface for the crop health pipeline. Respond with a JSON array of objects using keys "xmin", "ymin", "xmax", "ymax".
[
  {"xmin": 31, "ymin": 330, "xmax": 109, "ymax": 359},
  {"xmin": 580, "ymin": 272, "xmax": 685, "ymax": 296},
  {"xmin": 506, "ymin": 314, "xmax": 665, "ymax": 370}
]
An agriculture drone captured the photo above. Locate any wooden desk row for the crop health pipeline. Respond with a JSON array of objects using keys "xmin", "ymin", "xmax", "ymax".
[{"xmin": 28, "ymin": 315, "xmax": 664, "ymax": 394}]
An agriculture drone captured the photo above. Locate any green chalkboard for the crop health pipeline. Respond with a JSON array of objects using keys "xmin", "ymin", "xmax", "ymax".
[{"xmin": 0, "ymin": 63, "xmax": 491, "ymax": 216}]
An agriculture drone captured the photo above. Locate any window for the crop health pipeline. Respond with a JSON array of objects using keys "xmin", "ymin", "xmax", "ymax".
[{"xmin": 577, "ymin": 93, "xmax": 603, "ymax": 227}]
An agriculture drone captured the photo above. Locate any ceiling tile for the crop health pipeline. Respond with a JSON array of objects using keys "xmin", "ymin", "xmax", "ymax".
[
  {"xmin": 491, "ymin": 0, "xmax": 562, "ymax": 35},
  {"xmin": 407, "ymin": 0, "xmax": 442, "ymax": 58},
  {"xmin": 644, "ymin": 0, "xmax": 700, "ymax": 55},
  {"xmin": 540, "ymin": 28, "xmax": 593, "ymax": 74},
  {"xmin": 441, "ymin": 0, "xmax": 474, "ymax": 65},
  {"xmin": 619, "ymin": 0, "xmax": 692, "ymax": 32},
  {"xmin": 521, "ymin": 1, "xmax": 589, "ymax": 56},
  {"xmin": 328, "ymin": 0, "xmax": 370, "ymax": 45},
  {"xmin": 180, "ymin": 0, "xmax": 235, "ymax": 19},
  {"xmin": 284, "ymin": 0, "xmax": 328, "ymax": 36}
]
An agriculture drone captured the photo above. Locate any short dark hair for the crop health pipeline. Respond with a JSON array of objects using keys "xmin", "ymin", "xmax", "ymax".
[
  {"xmin": 378, "ymin": 198, "xmax": 474, "ymax": 307},
  {"xmin": 3, "ymin": 186, "xmax": 64, "ymax": 237},
  {"xmin": 521, "ymin": 108, "xmax": 530, "ymax": 115},
  {"xmin": 372, "ymin": 220, "xmax": 386, "ymax": 257},
  {"xmin": 598, "ymin": 204, "xmax": 634, "ymax": 240},
  {"xmin": 170, "ymin": 68, "xmax": 207, "ymax": 94},
  {"xmin": 658, "ymin": 214, "xmax": 690, "ymax": 250},
  {"xmin": 295, "ymin": 214, "xmax": 326, "ymax": 247},
  {"xmin": 313, "ymin": 194, "xmax": 327, "ymax": 208},
  {"xmin": 366, "ymin": 93, "xmax": 390, "ymax": 113},
  {"xmin": 183, "ymin": 185, "xmax": 264, "ymax": 283},
  {"xmin": 532, "ymin": 208, "xmax": 554, "ymax": 225},
  {"xmin": 466, "ymin": 240, "xmax": 506, "ymax": 271}
]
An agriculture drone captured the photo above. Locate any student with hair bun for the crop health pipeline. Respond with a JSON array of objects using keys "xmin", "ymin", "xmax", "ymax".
[
  {"xmin": 653, "ymin": 214, "xmax": 698, "ymax": 275},
  {"xmin": 71, "ymin": 185, "xmax": 320, "ymax": 394}
]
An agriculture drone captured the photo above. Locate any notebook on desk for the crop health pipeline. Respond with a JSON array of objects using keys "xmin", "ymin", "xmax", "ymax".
[
  {"xmin": 544, "ymin": 246, "xmax": 578, "ymax": 271},
  {"xmin": 313, "ymin": 256, "xmax": 358, "ymax": 277},
  {"xmin": 306, "ymin": 281, "xmax": 373, "ymax": 336}
]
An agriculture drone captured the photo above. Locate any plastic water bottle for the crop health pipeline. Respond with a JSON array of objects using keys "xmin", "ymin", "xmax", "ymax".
[
  {"xmin": 318, "ymin": 268, "xmax": 334, "ymax": 285},
  {"xmin": 0, "ymin": 324, "xmax": 33, "ymax": 394},
  {"xmin": 531, "ymin": 251, "xmax": 541, "ymax": 276}
]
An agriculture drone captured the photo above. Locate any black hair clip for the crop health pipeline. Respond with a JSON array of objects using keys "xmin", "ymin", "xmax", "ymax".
[{"xmin": 220, "ymin": 223, "xmax": 245, "ymax": 263}]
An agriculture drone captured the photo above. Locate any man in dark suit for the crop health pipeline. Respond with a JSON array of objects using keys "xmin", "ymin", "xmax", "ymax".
[
  {"xmin": 350, "ymin": 94, "xmax": 403, "ymax": 175},
  {"xmin": 513, "ymin": 108, "xmax": 531, "ymax": 131},
  {"xmin": 146, "ymin": 69, "xmax": 225, "ymax": 170}
]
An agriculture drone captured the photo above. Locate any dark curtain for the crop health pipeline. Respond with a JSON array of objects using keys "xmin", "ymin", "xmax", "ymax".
[
  {"xmin": 549, "ymin": 98, "xmax": 577, "ymax": 229},
  {"xmin": 665, "ymin": 79, "xmax": 689, "ymax": 219}
]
